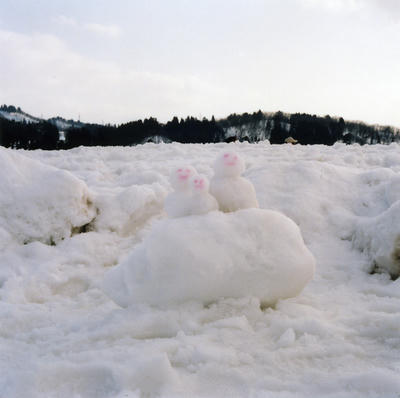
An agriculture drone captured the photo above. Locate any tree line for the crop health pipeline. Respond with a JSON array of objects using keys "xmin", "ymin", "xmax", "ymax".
[
  {"xmin": 0, "ymin": 118, "xmax": 59, "ymax": 150},
  {"xmin": 1, "ymin": 108, "xmax": 399, "ymax": 150}
]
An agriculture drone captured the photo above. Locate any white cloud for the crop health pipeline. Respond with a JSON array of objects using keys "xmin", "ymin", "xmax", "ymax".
[
  {"xmin": 297, "ymin": 0, "xmax": 361, "ymax": 12},
  {"xmin": 0, "ymin": 29, "xmax": 225, "ymax": 123},
  {"xmin": 298, "ymin": 0, "xmax": 400, "ymax": 16},
  {"xmin": 53, "ymin": 15, "xmax": 78, "ymax": 27},
  {"xmin": 84, "ymin": 23, "xmax": 122, "ymax": 38},
  {"xmin": 366, "ymin": 0, "xmax": 400, "ymax": 16},
  {"xmin": 53, "ymin": 15, "xmax": 122, "ymax": 39}
]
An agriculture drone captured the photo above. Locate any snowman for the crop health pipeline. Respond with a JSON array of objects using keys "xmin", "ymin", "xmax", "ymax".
[
  {"xmin": 187, "ymin": 174, "xmax": 218, "ymax": 215},
  {"xmin": 164, "ymin": 165, "xmax": 197, "ymax": 218},
  {"xmin": 210, "ymin": 151, "xmax": 259, "ymax": 212}
]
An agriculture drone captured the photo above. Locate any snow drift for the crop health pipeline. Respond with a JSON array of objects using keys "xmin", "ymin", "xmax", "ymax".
[
  {"xmin": 103, "ymin": 208, "xmax": 316, "ymax": 307},
  {"xmin": 0, "ymin": 147, "xmax": 96, "ymax": 246}
]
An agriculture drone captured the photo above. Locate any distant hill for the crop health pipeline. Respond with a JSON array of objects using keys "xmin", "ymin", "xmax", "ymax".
[
  {"xmin": 0, "ymin": 105, "xmax": 86, "ymax": 130},
  {"xmin": 47, "ymin": 116, "xmax": 86, "ymax": 131},
  {"xmin": 1, "ymin": 104, "xmax": 399, "ymax": 150},
  {"xmin": 0, "ymin": 105, "xmax": 42, "ymax": 124}
]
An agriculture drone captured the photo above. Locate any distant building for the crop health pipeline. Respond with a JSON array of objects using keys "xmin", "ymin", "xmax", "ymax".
[{"xmin": 285, "ymin": 136, "xmax": 298, "ymax": 144}]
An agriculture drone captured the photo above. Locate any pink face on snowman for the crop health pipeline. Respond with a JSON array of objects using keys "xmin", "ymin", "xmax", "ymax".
[
  {"xmin": 190, "ymin": 174, "xmax": 210, "ymax": 193},
  {"xmin": 223, "ymin": 152, "xmax": 239, "ymax": 166},
  {"xmin": 213, "ymin": 150, "xmax": 245, "ymax": 177},
  {"xmin": 170, "ymin": 165, "xmax": 197, "ymax": 191},
  {"xmin": 177, "ymin": 167, "xmax": 193, "ymax": 181}
]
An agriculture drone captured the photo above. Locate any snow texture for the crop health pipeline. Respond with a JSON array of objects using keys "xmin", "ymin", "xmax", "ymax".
[
  {"xmin": 210, "ymin": 150, "xmax": 259, "ymax": 212},
  {"xmin": 2, "ymin": 142, "xmax": 400, "ymax": 398},
  {"xmin": 0, "ymin": 147, "xmax": 95, "ymax": 246},
  {"xmin": 353, "ymin": 201, "xmax": 400, "ymax": 278},
  {"xmin": 103, "ymin": 208, "xmax": 315, "ymax": 307}
]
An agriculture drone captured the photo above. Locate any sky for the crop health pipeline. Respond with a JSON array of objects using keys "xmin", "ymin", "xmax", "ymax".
[{"xmin": 0, "ymin": 0, "xmax": 399, "ymax": 126}]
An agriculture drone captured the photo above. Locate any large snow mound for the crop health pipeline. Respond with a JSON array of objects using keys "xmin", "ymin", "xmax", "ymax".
[
  {"xmin": 0, "ymin": 147, "xmax": 96, "ymax": 246},
  {"xmin": 103, "ymin": 208, "xmax": 315, "ymax": 307}
]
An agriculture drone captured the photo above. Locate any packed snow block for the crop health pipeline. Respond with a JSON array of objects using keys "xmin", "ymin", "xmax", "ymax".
[
  {"xmin": 353, "ymin": 201, "xmax": 400, "ymax": 278},
  {"xmin": 0, "ymin": 147, "xmax": 96, "ymax": 245},
  {"xmin": 103, "ymin": 208, "xmax": 315, "ymax": 307}
]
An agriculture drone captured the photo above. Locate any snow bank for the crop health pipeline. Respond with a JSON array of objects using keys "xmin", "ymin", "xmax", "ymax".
[
  {"xmin": 103, "ymin": 208, "xmax": 315, "ymax": 307},
  {"xmin": 0, "ymin": 147, "xmax": 95, "ymax": 246},
  {"xmin": 353, "ymin": 201, "xmax": 400, "ymax": 278}
]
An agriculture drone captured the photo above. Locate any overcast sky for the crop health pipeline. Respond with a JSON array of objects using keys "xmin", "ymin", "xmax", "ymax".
[{"xmin": 0, "ymin": 0, "xmax": 399, "ymax": 126}]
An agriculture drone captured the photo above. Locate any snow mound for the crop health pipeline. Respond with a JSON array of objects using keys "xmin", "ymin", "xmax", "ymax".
[
  {"xmin": 0, "ymin": 147, "xmax": 96, "ymax": 246},
  {"xmin": 353, "ymin": 201, "xmax": 400, "ymax": 278},
  {"xmin": 93, "ymin": 183, "xmax": 167, "ymax": 235},
  {"xmin": 103, "ymin": 208, "xmax": 315, "ymax": 307}
]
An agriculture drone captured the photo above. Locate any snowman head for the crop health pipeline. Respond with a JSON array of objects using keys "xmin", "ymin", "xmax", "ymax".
[
  {"xmin": 170, "ymin": 165, "xmax": 197, "ymax": 191},
  {"xmin": 190, "ymin": 174, "xmax": 210, "ymax": 194},
  {"xmin": 213, "ymin": 150, "xmax": 245, "ymax": 178}
]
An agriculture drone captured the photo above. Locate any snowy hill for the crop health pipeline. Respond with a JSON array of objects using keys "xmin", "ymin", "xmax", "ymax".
[
  {"xmin": 0, "ymin": 105, "xmax": 83, "ymax": 130},
  {"xmin": 0, "ymin": 105, "xmax": 41, "ymax": 124},
  {"xmin": 47, "ymin": 116, "xmax": 85, "ymax": 130},
  {"xmin": 1, "ymin": 142, "xmax": 400, "ymax": 397}
]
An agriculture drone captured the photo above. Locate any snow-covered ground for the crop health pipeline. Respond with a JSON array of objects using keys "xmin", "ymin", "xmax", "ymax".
[{"xmin": 1, "ymin": 142, "xmax": 400, "ymax": 398}]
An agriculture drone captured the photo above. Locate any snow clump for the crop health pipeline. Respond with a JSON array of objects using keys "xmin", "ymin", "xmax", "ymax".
[
  {"xmin": 353, "ymin": 201, "xmax": 400, "ymax": 279},
  {"xmin": 103, "ymin": 208, "xmax": 315, "ymax": 307},
  {"xmin": 92, "ymin": 183, "xmax": 167, "ymax": 236}
]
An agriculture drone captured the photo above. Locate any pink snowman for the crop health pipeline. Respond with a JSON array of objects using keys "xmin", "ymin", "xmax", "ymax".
[
  {"xmin": 164, "ymin": 165, "xmax": 197, "ymax": 218},
  {"xmin": 210, "ymin": 151, "xmax": 259, "ymax": 212},
  {"xmin": 187, "ymin": 174, "xmax": 218, "ymax": 215}
]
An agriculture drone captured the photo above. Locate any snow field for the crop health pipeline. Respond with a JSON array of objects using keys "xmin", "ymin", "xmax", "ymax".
[{"xmin": 1, "ymin": 142, "xmax": 400, "ymax": 397}]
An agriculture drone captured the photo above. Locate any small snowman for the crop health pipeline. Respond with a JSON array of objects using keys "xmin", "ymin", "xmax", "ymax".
[
  {"xmin": 164, "ymin": 165, "xmax": 197, "ymax": 218},
  {"xmin": 187, "ymin": 174, "xmax": 218, "ymax": 215},
  {"xmin": 210, "ymin": 151, "xmax": 259, "ymax": 212}
]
